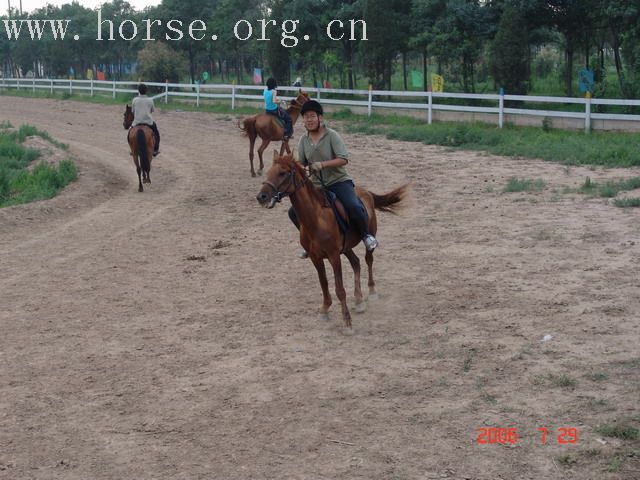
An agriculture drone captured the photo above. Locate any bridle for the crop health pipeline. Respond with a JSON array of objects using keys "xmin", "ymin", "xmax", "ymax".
[{"xmin": 262, "ymin": 167, "xmax": 308, "ymax": 203}]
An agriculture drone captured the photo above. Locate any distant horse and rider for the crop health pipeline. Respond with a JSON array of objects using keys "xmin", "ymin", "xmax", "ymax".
[
  {"xmin": 122, "ymin": 83, "xmax": 160, "ymax": 192},
  {"xmin": 239, "ymin": 83, "xmax": 310, "ymax": 177}
]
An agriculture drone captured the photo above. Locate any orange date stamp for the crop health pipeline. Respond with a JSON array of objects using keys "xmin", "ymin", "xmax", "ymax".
[{"xmin": 476, "ymin": 427, "xmax": 578, "ymax": 445}]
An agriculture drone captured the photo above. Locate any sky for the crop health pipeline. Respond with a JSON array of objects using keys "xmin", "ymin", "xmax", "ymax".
[{"xmin": 6, "ymin": 0, "xmax": 161, "ymax": 15}]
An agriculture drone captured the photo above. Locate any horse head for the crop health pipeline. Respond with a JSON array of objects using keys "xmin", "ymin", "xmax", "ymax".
[
  {"xmin": 123, "ymin": 104, "xmax": 133, "ymax": 130},
  {"xmin": 257, "ymin": 151, "xmax": 306, "ymax": 208},
  {"xmin": 291, "ymin": 90, "xmax": 310, "ymax": 109}
]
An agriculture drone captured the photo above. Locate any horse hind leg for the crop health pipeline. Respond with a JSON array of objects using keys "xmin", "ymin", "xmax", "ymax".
[
  {"xmin": 257, "ymin": 138, "xmax": 270, "ymax": 176},
  {"xmin": 344, "ymin": 249, "xmax": 365, "ymax": 313},
  {"xmin": 249, "ymin": 135, "xmax": 257, "ymax": 177},
  {"xmin": 135, "ymin": 162, "xmax": 143, "ymax": 192}
]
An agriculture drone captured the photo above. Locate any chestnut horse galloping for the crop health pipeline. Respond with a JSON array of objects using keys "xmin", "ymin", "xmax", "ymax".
[
  {"xmin": 256, "ymin": 152, "xmax": 410, "ymax": 329},
  {"xmin": 123, "ymin": 104, "xmax": 154, "ymax": 192},
  {"xmin": 239, "ymin": 90, "xmax": 310, "ymax": 177}
]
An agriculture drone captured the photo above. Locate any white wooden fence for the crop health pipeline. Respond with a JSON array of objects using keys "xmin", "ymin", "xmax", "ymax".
[{"xmin": 1, "ymin": 77, "xmax": 640, "ymax": 132}]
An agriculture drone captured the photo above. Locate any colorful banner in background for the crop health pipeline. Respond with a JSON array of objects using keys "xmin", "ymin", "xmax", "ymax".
[
  {"xmin": 86, "ymin": 69, "xmax": 93, "ymax": 80},
  {"xmin": 431, "ymin": 74, "xmax": 444, "ymax": 92},
  {"xmin": 96, "ymin": 70, "xmax": 105, "ymax": 81},
  {"xmin": 253, "ymin": 68, "xmax": 262, "ymax": 85},
  {"xmin": 411, "ymin": 70, "xmax": 423, "ymax": 88}
]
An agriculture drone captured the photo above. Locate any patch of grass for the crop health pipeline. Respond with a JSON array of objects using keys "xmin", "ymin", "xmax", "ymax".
[
  {"xmin": 579, "ymin": 176, "xmax": 640, "ymax": 198},
  {"xmin": 607, "ymin": 454, "xmax": 622, "ymax": 472},
  {"xmin": 556, "ymin": 454, "xmax": 577, "ymax": 467},
  {"xmin": 614, "ymin": 198, "xmax": 640, "ymax": 208},
  {"xmin": 463, "ymin": 348, "xmax": 476, "ymax": 372},
  {"xmin": 333, "ymin": 109, "xmax": 640, "ymax": 168},
  {"xmin": 0, "ymin": 126, "xmax": 77, "ymax": 207},
  {"xmin": 503, "ymin": 177, "xmax": 546, "ymax": 193},
  {"xmin": 595, "ymin": 422, "xmax": 640, "ymax": 441},
  {"xmin": 532, "ymin": 373, "xmax": 577, "ymax": 389},
  {"xmin": 585, "ymin": 372, "xmax": 608, "ymax": 382}
]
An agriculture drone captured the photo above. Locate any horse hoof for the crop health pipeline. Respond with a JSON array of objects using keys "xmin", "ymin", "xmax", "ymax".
[
  {"xmin": 138, "ymin": 187, "xmax": 143, "ymax": 192},
  {"xmin": 251, "ymin": 172, "xmax": 256, "ymax": 178},
  {"xmin": 368, "ymin": 293, "xmax": 379, "ymax": 301},
  {"xmin": 354, "ymin": 302, "xmax": 367, "ymax": 314},
  {"xmin": 341, "ymin": 326, "xmax": 355, "ymax": 336},
  {"xmin": 318, "ymin": 313, "xmax": 329, "ymax": 321}
]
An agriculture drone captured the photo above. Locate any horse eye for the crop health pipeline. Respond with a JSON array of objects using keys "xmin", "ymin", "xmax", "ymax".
[{"xmin": 278, "ymin": 171, "xmax": 286, "ymax": 177}]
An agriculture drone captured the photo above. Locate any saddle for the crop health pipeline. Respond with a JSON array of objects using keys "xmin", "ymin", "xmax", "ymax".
[
  {"xmin": 266, "ymin": 109, "xmax": 286, "ymax": 129},
  {"xmin": 322, "ymin": 190, "xmax": 350, "ymax": 235}
]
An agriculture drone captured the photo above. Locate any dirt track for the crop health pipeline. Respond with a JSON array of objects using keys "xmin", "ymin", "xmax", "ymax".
[{"xmin": 1, "ymin": 96, "xmax": 639, "ymax": 479}]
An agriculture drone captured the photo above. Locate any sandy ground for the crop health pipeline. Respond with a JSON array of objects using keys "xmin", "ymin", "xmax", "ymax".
[{"xmin": 0, "ymin": 96, "xmax": 639, "ymax": 480}]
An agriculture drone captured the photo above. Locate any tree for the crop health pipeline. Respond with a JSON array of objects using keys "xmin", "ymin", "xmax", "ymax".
[
  {"xmin": 137, "ymin": 41, "xmax": 187, "ymax": 83},
  {"xmin": 490, "ymin": 5, "xmax": 530, "ymax": 94}
]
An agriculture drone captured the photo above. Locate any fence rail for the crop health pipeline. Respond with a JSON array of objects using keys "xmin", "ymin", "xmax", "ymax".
[{"xmin": 1, "ymin": 77, "xmax": 640, "ymax": 132}]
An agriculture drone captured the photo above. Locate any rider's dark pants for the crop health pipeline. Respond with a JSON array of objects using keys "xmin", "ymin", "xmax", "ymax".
[
  {"xmin": 266, "ymin": 108, "xmax": 293, "ymax": 137},
  {"xmin": 288, "ymin": 180, "xmax": 370, "ymax": 238}
]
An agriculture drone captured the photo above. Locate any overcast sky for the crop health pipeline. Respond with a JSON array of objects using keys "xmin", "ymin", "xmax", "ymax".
[{"xmin": 7, "ymin": 0, "xmax": 161, "ymax": 15}]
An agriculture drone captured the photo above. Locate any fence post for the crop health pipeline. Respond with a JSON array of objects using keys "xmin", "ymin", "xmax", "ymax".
[
  {"xmin": 584, "ymin": 92, "xmax": 591, "ymax": 133},
  {"xmin": 165, "ymin": 80, "xmax": 169, "ymax": 104},
  {"xmin": 427, "ymin": 88, "xmax": 433, "ymax": 125},
  {"xmin": 90, "ymin": 78, "xmax": 94, "ymax": 97},
  {"xmin": 316, "ymin": 85, "xmax": 321, "ymax": 101},
  {"xmin": 69, "ymin": 78, "xmax": 73, "ymax": 95},
  {"xmin": 112, "ymin": 79, "xmax": 116, "ymax": 99},
  {"xmin": 17, "ymin": 78, "xmax": 20, "ymax": 91},
  {"xmin": 50, "ymin": 78, "xmax": 53, "ymax": 95},
  {"xmin": 498, "ymin": 88, "xmax": 504, "ymax": 129},
  {"xmin": 32, "ymin": 77, "xmax": 35, "ymax": 94},
  {"xmin": 367, "ymin": 84, "xmax": 373, "ymax": 117},
  {"xmin": 196, "ymin": 81, "xmax": 200, "ymax": 107},
  {"xmin": 231, "ymin": 80, "xmax": 236, "ymax": 110}
]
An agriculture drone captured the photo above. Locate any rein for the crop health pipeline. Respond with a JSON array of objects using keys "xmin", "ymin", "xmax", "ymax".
[{"xmin": 262, "ymin": 168, "xmax": 308, "ymax": 203}]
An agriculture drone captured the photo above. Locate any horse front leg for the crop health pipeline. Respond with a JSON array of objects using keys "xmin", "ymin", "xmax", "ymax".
[
  {"xmin": 328, "ymin": 253, "xmax": 351, "ymax": 328},
  {"xmin": 310, "ymin": 256, "xmax": 332, "ymax": 321},
  {"xmin": 280, "ymin": 140, "xmax": 291, "ymax": 155},
  {"xmin": 257, "ymin": 139, "xmax": 270, "ymax": 176},
  {"xmin": 344, "ymin": 249, "xmax": 365, "ymax": 313},
  {"xmin": 365, "ymin": 250, "xmax": 377, "ymax": 300}
]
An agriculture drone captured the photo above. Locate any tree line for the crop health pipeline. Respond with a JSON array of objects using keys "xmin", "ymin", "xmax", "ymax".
[{"xmin": 1, "ymin": 0, "xmax": 639, "ymax": 98}]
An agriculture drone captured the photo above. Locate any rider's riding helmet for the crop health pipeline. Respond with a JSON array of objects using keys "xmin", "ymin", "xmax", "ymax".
[
  {"xmin": 300, "ymin": 99, "xmax": 323, "ymax": 116},
  {"xmin": 138, "ymin": 83, "xmax": 148, "ymax": 95}
]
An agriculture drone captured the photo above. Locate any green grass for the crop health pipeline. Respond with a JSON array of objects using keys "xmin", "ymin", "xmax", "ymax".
[
  {"xmin": 533, "ymin": 373, "xmax": 577, "ymax": 389},
  {"xmin": 0, "ymin": 126, "xmax": 77, "ymax": 207},
  {"xmin": 578, "ymin": 176, "xmax": 640, "ymax": 198},
  {"xmin": 595, "ymin": 422, "xmax": 640, "ymax": 441},
  {"xmin": 503, "ymin": 177, "xmax": 546, "ymax": 193},
  {"xmin": 330, "ymin": 109, "xmax": 640, "ymax": 168},
  {"xmin": 614, "ymin": 198, "xmax": 640, "ymax": 208}
]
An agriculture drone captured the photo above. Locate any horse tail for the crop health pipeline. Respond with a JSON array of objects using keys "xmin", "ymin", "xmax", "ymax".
[
  {"xmin": 137, "ymin": 128, "xmax": 150, "ymax": 172},
  {"xmin": 239, "ymin": 116, "xmax": 257, "ymax": 139},
  {"xmin": 371, "ymin": 183, "xmax": 411, "ymax": 214}
]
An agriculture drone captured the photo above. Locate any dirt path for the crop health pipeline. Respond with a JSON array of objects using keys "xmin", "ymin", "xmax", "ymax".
[{"xmin": 0, "ymin": 97, "xmax": 638, "ymax": 479}]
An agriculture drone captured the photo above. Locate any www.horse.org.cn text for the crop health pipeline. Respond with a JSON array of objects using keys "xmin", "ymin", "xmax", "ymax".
[{"xmin": 2, "ymin": 14, "xmax": 368, "ymax": 48}]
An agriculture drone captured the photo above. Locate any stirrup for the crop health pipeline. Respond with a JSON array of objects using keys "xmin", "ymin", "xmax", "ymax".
[
  {"xmin": 363, "ymin": 235, "xmax": 378, "ymax": 252},
  {"xmin": 298, "ymin": 249, "xmax": 309, "ymax": 259}
]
